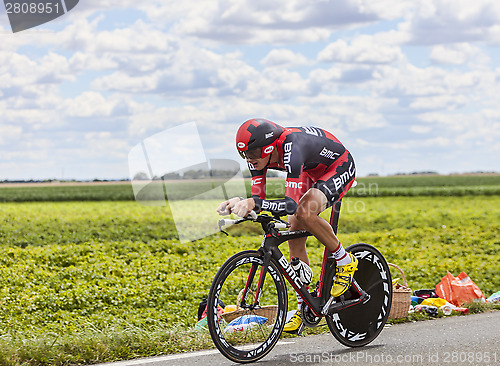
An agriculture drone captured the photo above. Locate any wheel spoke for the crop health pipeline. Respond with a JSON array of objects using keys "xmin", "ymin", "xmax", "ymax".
[{"xmin": 207, "ymin": 251, "xmax": 287, "ymax": 363}]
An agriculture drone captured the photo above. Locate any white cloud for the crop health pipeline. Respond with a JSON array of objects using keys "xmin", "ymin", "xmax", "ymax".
[
  {"xmin": 0, "ymin": 124, "xmax": 23, "ymax": 144},
  {"xmin": 244, "ymin": 69, "xmax": 307, "ymax": 100},
  {"xmin": 261, "ymin": 49, "xmax": 310, "ymax": 68},
  {"xmin": 409, "ymin": 95, "xmax": 468, "ymax": 111},
  {"xmin": 404, "ymin": 0, "xmax": 500, "ymax": 45},
  {"xmin": 358, "ymin": 0, "xmax": 414, "ymax": 20},
  {"xmin": 430, "ymin": 43, "xmax": 491, "ymax": 66},
  {"xmin": 410, "ymin": 125, "xmax": 432, "ymax": 134},
  {"xmin": 2, "ymin": 0, "xmax": 500, "ymax": 179},
  {"xmin": 170, "ymin": 0, "xmax": 381, "ymax": 44},
  {"xmin": 318, "ymin": 36, "xmax": 405, "ymax": 64},
  {"xmin": 62, "ymin": 92, "xmax": 131, "ymax": 117}
]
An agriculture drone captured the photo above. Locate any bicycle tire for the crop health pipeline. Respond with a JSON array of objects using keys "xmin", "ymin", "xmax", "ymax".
[
  {"xmin": 207, "ymin": 250, "xmax": 288, "ymax": 363},
  {"xmin": 326, "ymin": 243, "xmax": 393, "ymax": 347}
]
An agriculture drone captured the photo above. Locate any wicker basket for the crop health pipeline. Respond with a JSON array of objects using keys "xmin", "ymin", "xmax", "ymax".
[
  {"xmin": 222, "ymin": 305, "xmax": 279, "ymax": 324},
  {"xmin": 221, "ymin": 289, "xmax": 278, "ymax": 324},
  {"xmin": 388, "ymin": 263, "xmax": 412, "ymax": 319}
]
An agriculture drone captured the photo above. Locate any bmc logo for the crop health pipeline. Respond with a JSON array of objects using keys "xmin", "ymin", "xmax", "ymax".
[
  {"xmin": 237, "ymin": 142, "xmax": 246, "ymax": 148},
  {"xmin": 320, "ymin": 147, "xmax": 340, "ymax": 160},
  {"xmin": 285, "ymin": 181, "xmax": 302, "ymax": 189}
]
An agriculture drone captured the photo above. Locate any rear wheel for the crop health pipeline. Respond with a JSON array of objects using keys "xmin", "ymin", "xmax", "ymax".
[
  {"xmin": 326, "ymin": 243, "xmax": 392, "ymax": 347},
  {"xmin": 207, "ymin": 250, "xmax": 287, "ymax": 363}
]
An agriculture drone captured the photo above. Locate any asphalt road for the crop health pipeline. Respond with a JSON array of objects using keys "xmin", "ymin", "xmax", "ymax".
[{"xmin": 94, "ymin": 311, "xmax": 500, "ymax": 366}]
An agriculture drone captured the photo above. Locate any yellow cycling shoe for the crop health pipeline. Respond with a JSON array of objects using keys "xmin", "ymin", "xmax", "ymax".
[
  {"xmin": 331, "ymin": 253, "xmax": 358, "ymax": 297},
  {"xmin": 283, "ymin": 310, "xmax": 304, "ymax": 335}
]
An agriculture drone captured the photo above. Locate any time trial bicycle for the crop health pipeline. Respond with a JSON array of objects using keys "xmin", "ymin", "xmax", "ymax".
[{"xmin": 207, "ymin": 201, "xmax": 393, "ymax": 363}]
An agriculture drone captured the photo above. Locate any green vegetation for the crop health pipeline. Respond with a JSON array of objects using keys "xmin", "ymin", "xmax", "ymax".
[
  {"xmin": 0, "ymin": 176, "xmax": 499, "ymax": 365},
  {"xmin": 0, "ymin": 184, "xmax": 135, "ymax": 202},
  {"xmin": 1, "ymin": 174, "xmax": 500, "ymax": 202}
]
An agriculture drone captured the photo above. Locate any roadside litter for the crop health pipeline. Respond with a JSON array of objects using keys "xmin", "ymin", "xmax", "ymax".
[
  {"xmin": 195, "ymin": 292, "xmax": 276, "ymax": 332},
  {"xmin": 487, "ymin": 291, "xmax": 500, "ymax": 303},
  {"xmin": 224, "ymin": 314, "xmax": 268, "ymax": 333},
  {"xmin": 196, "ymin": 272, "xmax": 496, "ymax": 329},
  {"xmin": 195, "ymin": 297, "xmax": 225, "ymax": 331},
  {"xmin": 409, "ymin": 271, "xmax": 489, "ymax": 317},
  {"xmin": 391, "ymin": 267, "xmax": 492, "ymax": 319},
  {"xmin": 435, "ymin": 271, "xmax": 486, "ymax": 306}
]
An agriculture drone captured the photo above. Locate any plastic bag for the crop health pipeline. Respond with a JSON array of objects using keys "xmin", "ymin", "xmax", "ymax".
[
  {"xmin": 435, "ymin": 271, "xmax": 486, "ymax": 307},
  {"xmin": 224, "ymin": 315, "xmax": 268, "ymax": 333},
  {"xmin": 420, "ymin": 298, "xmax": 448, "ymax": 308},
  {"xmin": 227, "ymin": 314, "xmax": 268, "ymax": 327}
]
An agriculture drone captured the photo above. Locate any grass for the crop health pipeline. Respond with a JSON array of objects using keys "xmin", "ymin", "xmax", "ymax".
[
  {"xmin": 1, "ymin": 174, "xmax": 499, "ymax": 202},
  {"xmin": 0, "ymin": 180, "xmax": 499, "ymax": 364},
  {"xmin": 0, "ymin": 324, "xmax": 214, "ymax": 365}
]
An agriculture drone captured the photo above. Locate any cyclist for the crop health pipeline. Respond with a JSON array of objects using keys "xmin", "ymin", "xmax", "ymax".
[{"xmin": 217, "ymin": 118, "xmax": 358, "ymax": 335}]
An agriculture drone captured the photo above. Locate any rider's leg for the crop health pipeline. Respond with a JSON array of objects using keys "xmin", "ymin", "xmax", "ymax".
[
  {"xmin": 287, "ymin": 216, "xmax": 310, "ymax": 306},
  {"xmin": 294, "ymin": 188, "xmax": 340, "ymax": 252},
  {"xmin": 294, "ymin": 188, "xmax": 358, "ymax": 297},
  {"xmin": 283, "ymin": 216, "xmax": 309, "ymax": 334},
  {"xmin": 288, "ymin": 215, "xmax": 309, "ymax": 264}
]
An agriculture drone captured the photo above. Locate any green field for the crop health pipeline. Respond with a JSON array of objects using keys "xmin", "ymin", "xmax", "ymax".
[
  {"xmin": 0, "ymin": 176, "xmax": 499, "ymax": 365},
  {"xmin": 1, "ymin": 174, "xmax": 500, "ymax": 202}
]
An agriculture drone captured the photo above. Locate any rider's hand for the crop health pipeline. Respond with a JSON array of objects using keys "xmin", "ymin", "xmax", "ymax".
[
  {"xmin": 231, "ymin": 198, "xmax": 256, "ymax": 218},
  {"xmin": 216, "ymin": 197, "xmax": 244, "ymax": 216}
]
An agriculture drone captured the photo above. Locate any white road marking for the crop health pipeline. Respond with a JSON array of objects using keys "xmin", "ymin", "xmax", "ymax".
[{"xmin": 93, "ymin": 340, "xmax": 296, "ymax": 365}]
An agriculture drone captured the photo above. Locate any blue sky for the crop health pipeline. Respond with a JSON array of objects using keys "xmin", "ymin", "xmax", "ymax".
[{"xmin": 1, "ymin": 0, "xmax": 499, "ymax": 180}]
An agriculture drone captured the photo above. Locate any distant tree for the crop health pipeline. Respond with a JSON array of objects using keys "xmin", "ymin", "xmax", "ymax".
[
  {"xmin": 163, "ymin": 172, "xmax": 181, "ymax": 180},
  {"xmin": 133, "ymin": 172, "xmax": 149, "ymax": 180}
]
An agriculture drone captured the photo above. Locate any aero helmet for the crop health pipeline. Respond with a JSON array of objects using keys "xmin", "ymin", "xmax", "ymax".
[{"xmin": 236, "ymin": 118, "xmax": 284, "ymax": 159}]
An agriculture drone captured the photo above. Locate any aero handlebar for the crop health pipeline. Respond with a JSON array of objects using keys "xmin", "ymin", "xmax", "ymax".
[{"xmin": 218, "ymin": 210, "xmax": 289, "ymax": 232}]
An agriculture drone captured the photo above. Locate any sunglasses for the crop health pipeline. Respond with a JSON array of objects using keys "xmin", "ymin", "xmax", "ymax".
[{"xmin": 239, "ymin": 148, "xmax": 262, "ymax": 160}]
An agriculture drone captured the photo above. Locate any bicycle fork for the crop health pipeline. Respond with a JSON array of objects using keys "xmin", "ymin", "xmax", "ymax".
[{"xmin": 239, "ymin": 250, "xmax": 272, "ymax": 309}]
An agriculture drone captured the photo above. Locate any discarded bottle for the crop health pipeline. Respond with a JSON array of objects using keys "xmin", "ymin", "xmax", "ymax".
[
  {"xmin": 291, "ymin": 257, "xmax": 313, "ymax": 285},
  {"xmin": 453, "ymin": 307, "xmax": 469, "ymax": 315},
  {"xmin": 440, "ymin": 304, "xmax": 453, "ymax": 316}
]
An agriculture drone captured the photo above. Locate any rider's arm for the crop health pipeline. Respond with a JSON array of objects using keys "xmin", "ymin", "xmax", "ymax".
[
  {"xmin": 250, "ymin": 165, "xmax": 267, "ymax": 200},
  {"xmin": 253, "ymin": 196, "xmax": 298, "ymax": 216},
  {"xmin": 252, "ymin": 138, "xmax": 305, "ymax": 216},
  {"xmin": 250, "ymin": 166, "xmax": 297, "ymax": 216},
  {"xmin": 252, "ymin": 176, "xmax": 306, "ymax": 216}
]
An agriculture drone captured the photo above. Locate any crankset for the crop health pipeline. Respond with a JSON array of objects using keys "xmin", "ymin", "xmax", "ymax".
[
  {"xmin": 301, "ymin": 302, "xmax": 322, "ymax": 327},
  {"xmin": 321, "ymin": 279, "xmax": 371, "ymax": 315}
]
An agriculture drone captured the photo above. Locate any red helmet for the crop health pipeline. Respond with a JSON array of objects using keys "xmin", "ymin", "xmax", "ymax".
[{"xmin": 236, "ymin": 118, "xmax": 284, "ymax": 159}]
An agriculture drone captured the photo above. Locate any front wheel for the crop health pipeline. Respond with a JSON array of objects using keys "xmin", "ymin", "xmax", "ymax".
[
  {"xmin": 207, "ymin": 250, "xmax": 288, "ymax": 363},
  {"xmin": 326, "ymin": 243, "xmax": 393, "ymax": 347}
]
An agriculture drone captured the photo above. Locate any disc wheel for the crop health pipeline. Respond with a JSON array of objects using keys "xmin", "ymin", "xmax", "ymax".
[
  {"xmin": 207, "ymin": 250, "xmax": 288, "ymax": 363},
  {"xmin": 326, "ymin": 243, "xmax": 393, "ymax": 347}
]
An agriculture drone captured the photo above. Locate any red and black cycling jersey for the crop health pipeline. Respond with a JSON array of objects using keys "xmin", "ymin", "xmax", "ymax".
[{"xmin": 250, "ymin": 126, "xmax": 355, "ymax": 216}]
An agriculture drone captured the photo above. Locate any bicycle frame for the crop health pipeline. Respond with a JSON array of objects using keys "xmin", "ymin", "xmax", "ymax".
[{"xmin": 236, "ymin": 201, "xmax": 369, "ymax": 320}]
